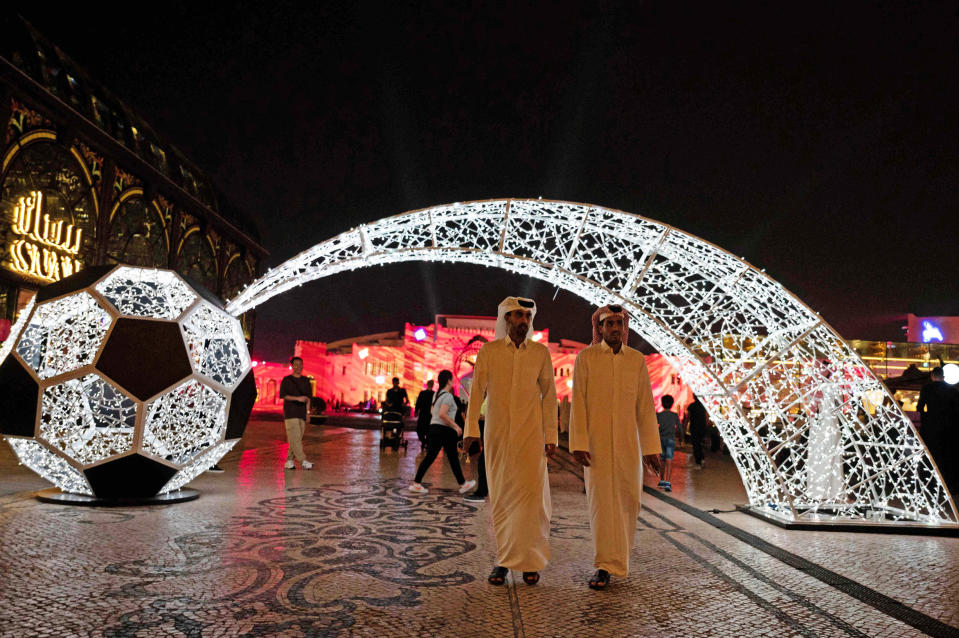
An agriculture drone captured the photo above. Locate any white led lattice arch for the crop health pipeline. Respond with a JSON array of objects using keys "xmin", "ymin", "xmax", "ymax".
[{"xmin": 227, "ymin": 199, "xmax": 958, "ymax": 528}]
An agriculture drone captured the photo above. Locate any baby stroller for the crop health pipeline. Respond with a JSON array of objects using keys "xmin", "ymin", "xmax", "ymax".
[{"xmin": 379, "ymin": 407, "xmax": 408, "ymax": 451}]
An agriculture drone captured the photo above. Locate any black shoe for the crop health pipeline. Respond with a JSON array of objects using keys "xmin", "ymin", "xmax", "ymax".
[
  {"xmin": 488, "ymin": 565, "xmax": 508, "ymax": 585},
  {"xmin": 464, "ymin": 492, "xmax": 488, "ymax": 502},
  {"xmin": 207, "ymin": 464, "xmax": 224, "ymax": 473},
  {"xmin": 588, "ymin": 569, "xmax": 610, "ymax": 590}
]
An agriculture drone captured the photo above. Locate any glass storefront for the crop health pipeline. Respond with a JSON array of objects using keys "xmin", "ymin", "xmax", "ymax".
[{"xmin": 105, "ymin": 195, "xmax": 169, "ymax": 267}]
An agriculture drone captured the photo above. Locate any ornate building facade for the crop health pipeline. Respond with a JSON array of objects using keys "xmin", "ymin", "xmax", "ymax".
[
  {"xmin": 252, "ymin": 315, "xmax": 694, "ymax": 417},
  {"xmin": 0, "ymin": 19, "xmax": 266, "ymax": 341}
]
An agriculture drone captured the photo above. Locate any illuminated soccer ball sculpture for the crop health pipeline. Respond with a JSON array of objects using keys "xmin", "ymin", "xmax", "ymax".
[{"xmin": 0, "ymin": 265, "xmax": 256, "ymax": 499}]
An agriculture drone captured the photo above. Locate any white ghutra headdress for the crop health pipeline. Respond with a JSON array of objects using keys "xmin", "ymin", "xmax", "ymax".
[{"xmin": 494, "ymin": 296, "xmax": 536, "ymax": 340}]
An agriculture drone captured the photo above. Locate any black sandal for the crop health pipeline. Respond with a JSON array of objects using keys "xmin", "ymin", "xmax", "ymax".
[
  {"xmin": 488, "ymin": 565, "xmax": 508, "ymax": 585},
  {"xmin": 522, "ymin": 571, "xmax": 540, "ymax": 586},
  {"xmin": 588, "ymin": 569, "xmax": 610, "ymax": 590}
]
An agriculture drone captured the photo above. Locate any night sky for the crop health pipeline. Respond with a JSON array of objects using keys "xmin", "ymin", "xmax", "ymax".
[{"xmin": 21, "ymin": 2, "xmax": 959, "ymax": 360}]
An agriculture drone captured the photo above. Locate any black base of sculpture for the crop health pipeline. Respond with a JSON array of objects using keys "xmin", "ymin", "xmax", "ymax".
[
  {"xmin": 737, "ymin": 504, "xmax": 959, "ymax": 536},
  {"xmin": 36, "ymin": 487, "xmax": 200, "ymax": 507}
]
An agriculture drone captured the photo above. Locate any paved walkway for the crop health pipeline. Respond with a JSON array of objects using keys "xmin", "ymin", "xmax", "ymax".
[{"xmin": 1, "ymin": 416, "xmax": 957, "ymax": 637}]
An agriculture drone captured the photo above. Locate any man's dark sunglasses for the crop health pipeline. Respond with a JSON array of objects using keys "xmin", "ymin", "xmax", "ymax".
[
  {"xmin": 518, "ymin": 299, "xmax": 535, "ymax": 308},
  {"xmin": 607, "ymin": 304, "xmax": 623, "ymax": 313}
]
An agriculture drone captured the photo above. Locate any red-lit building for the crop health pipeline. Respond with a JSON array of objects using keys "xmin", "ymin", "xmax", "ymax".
[{"xmin": 252, "ymin": 314, "xmax": 693, "ymax": 417}]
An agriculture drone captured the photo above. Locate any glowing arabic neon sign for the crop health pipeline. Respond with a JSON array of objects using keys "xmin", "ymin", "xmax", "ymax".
[{"xmin": 7, "ymin": 191, "xmax": 83, "ymax": 283}]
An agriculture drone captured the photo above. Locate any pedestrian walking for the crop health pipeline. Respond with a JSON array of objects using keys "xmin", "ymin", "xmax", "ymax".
[
  {"xmin": 413, "ymin": 380, "xmax": 435, "ymax": 448},
  {"xmin": 462, "ymin": 296, "xmax": 558, "ymax": 587},
  {"xmin": 463, "ymin": 399, "xmax": 488, "ymax": 502},
  {"xmin": 569, "ymin": 304, "xmax": 661, "ymax": 590},
  {"xmin": 280, "ymin": 356, "xmax": 313, "ymax": 470},
  {"xmin": 656, "ymin": 394, "xmax": 679, "ymax": 492},
  {"xmin": 385, "ymin": 377, "xmax": 410, "ymax": 416},
  {"xmin": 409, "ymin": 370, "xmax": 476, "ymax": 495},
  {"xmin": 686, "ymin": 394, "xmax": 708, "ymax": 469},
  {"xmin": 918, "ymin": 366, "xmax": 959, "ymax": 492}
]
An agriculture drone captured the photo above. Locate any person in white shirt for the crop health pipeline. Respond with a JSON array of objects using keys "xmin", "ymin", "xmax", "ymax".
[
  {"xmin": 569, "ymin": 304, "xmax": 661, "ymax": 590},
  {"xmin": 409, "ymin": 369, "xmax": 476, "ymax": 495},
  {"xmin": 463, "ymin": 296, "xmax": 558, "ymax": 586}
]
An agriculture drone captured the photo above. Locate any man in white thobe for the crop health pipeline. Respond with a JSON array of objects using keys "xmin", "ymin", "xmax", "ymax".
[
  {"xmin": 463, "ymin": 296, "xmax": 558, "ymax": 586},
  {"xmin": 569, "ymin": 304, "xmax": 661, "ymax": 589}
]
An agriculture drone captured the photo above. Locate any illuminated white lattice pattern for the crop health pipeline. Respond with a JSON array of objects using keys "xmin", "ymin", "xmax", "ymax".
[
  {"xmin": 182, "ymin": 302, "xmax": 250, "ymax": 389},
  {"xmin": 142, "ymin": 380, "xmax": 227, "ymax": 465},
  {"xmin": 227, "ymin": 198, "xmax": 957, "ymax": 527},
  {"xmin": 1, "ymin": 265, "xmax": 253, "ymax": 498},
  {"xmin": 40, "ymin": 374, "xmax": 136, "ymax": 466},
  {"xmin": 96, "ymin": 266, "xmax": 197, "ymax": 320},
  {"xmin": 8, "ymin": 438, "xmax": 93, "ymax": 495},
  {"xmin": 16, "ymin": 292, "xmax": 112, "ymax": 379},
  {"xmin": 158, "ymin": 439, "xmax": 237, "ymax": 494}
]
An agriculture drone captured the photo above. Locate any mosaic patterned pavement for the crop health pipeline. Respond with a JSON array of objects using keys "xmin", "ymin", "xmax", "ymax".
[{"xmin": 1, "ymin": 417, "xmax": 957, "ymax": 637}]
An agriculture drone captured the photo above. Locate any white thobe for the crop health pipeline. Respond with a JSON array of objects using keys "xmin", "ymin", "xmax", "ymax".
[
  {"xmin": 569, "ymin": 341, "xmax": 661, "ymax": 577},
  {"xmin": 465, "ymin": 336, "xmax": 558, "ymax": 571}
]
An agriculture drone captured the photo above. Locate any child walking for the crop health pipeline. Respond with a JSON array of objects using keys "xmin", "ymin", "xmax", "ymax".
[{"xmin": 656, "ymin": 395, "xmax": 680, "ymax": 491}]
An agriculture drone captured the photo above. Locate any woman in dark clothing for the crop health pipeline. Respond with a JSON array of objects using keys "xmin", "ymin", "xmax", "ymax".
[
  {"xmin": 409, "ymin": 370, "xmax": 476, "ymax": 495},
  {"xmin": 687, "ymin": 394, "xmax": 708, "ymax": 469}
]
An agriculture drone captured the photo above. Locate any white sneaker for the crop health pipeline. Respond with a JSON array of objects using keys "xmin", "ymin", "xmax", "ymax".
[
  {"xmin": 284, "ymin": 460, "xmax": 295, "ymax": 469},
  {"xmin": 301, "ymin": 460, "xmax": 313, "ymax": 470},
  {"xmin": 408, "ymin": 482, "xmax": 428, "ymax": 494},
  {"xmin": 458, "ymin": 479, "xmax": 477, "ymax": 494}
]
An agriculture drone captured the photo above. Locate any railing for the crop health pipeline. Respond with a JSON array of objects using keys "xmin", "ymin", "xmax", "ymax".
[{"xmin": 848, "ymin": 340, "xmax": 959, "ymax": 379}]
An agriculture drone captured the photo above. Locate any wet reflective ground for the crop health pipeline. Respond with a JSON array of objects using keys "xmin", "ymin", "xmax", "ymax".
[{"xmin": 0, "ymin": 415, "xmax": 956, "ymax": 637}]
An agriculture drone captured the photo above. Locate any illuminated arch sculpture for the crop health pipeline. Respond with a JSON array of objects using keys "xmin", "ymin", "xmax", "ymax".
[{"xmin": 227, "ymin": 199, "xmax": 957, "ymax": 528}]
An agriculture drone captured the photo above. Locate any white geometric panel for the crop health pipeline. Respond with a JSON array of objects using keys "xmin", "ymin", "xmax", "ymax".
[
  {"xmin": 141, "ymin": 379, "xmax": 227, "ymax": 465},
  {"xmin": 501, "ymin": 200, "xmax": 585, "ymax": 267},
  {"xmin": 16, "ymin": 292, "xmax": 112, "ymax": 379},
  {"xmin": 365, "ymin": 208, "xmax": 433, "ymax": 252},
  {"xmin": 225, "ymin": 198, "xmax": 958, "ymax": 528},
  {"xmin": 40, "ymin": 373, "xmax": 136, "ymax": 466},
  {"xmin": 7, "ymin": 438, "xmax": 93, "ymax": 495},
  {"xmin": 181, "ymin": 302, "xmax": 250, "ymax": 389},
  {"xmin": 158, "ymin": 439, "xmax": 237, "ymax": 495},
  {"xmin": 431, "ymin": 200, "xmax": 507, "ymax": 253},
  {"xmin": 95, "ymin": 266, "xmax": 197, "ymax": 320}
]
